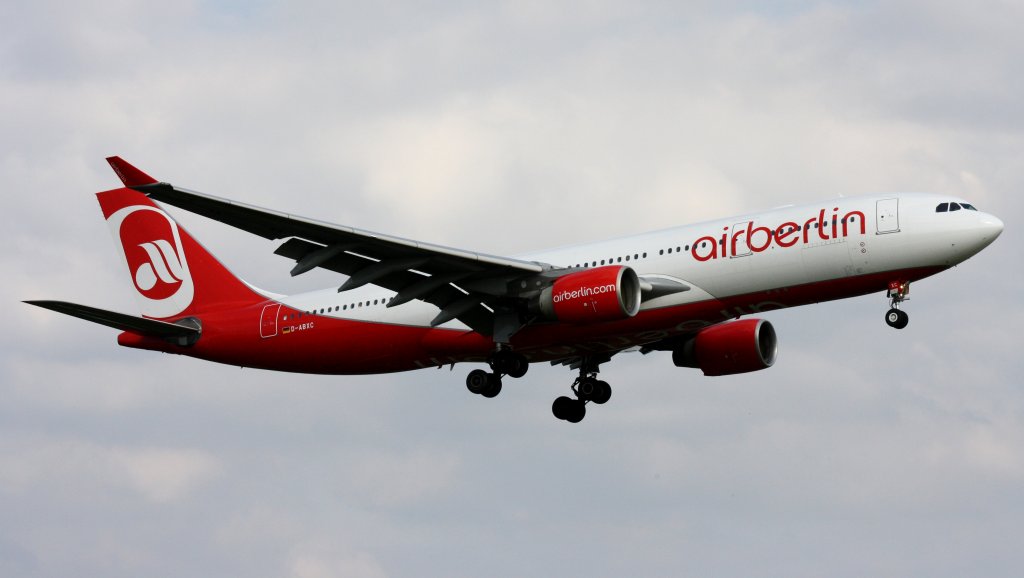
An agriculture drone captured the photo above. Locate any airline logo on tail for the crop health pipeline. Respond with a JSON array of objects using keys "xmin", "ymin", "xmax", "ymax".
[
  {"xmin": 107, "ymin": 205, "xmax": 195, "ymax": 318},
  {"xmin": 135, "ymin": 240, "xmax": 185, "ymax": 290}
]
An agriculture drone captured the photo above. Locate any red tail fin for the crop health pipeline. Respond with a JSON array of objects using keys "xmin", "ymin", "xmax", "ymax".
[{"xmin": 97, "ymin": 187, "xmax": 265, "ymax": 320}]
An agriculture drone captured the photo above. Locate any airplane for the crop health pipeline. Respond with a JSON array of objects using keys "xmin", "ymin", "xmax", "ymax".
[{"xmin": 25, "ymin": 157, "xmax": 1004, "ymax": 423}]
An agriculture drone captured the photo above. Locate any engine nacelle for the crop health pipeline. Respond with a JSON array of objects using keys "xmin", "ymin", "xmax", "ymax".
[
  {"xmin": 538, "ymin": 266, "xmax": 641, "ymax": 323},
  {"xmin": 672, "ymin": 319, "xmax": 777, "ymax": 376}
]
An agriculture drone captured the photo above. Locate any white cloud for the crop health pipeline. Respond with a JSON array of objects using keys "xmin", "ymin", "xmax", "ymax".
[
  {"xmin": 347, "ymin": 450, "xmax": 461, "ymax": 508},
  {"xmin": 0, "ymin": 437, "xmax": 221, "ymax": 503},
  {"xmin": 2, "ymin": 0, "xmax": 1024, "ymax": 576},
  {"xmin": 288, "ymin": 546, "xmax": 388, "ymax": 578}
]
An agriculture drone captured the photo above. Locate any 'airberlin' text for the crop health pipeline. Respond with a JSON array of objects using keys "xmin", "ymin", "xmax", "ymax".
[
  {"xmin": 552, "ymin": 284, "xmax": 617, "ymax": 303},
  {"xmin": 692, "ymin": 207, "xmax": 866, "ymax": 262}
]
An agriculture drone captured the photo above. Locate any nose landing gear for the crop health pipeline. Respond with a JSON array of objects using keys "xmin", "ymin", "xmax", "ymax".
[{"xmin": 885, "ymin": 280, "xmax": 910, "ymax": 329}]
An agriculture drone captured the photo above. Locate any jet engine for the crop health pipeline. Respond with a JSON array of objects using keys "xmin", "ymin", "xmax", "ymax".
[
  {"xmin": 672, "ymin": 319, "xmax": 777, "ymax": 376},
  {"xmin": 537, "ymin": 265, "xmax": 641, "ymax": 323}
]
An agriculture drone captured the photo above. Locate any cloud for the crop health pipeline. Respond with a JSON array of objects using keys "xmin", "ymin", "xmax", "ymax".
[
  {"xmin": 347, "ymin": 449, "xmax": 461, "ymax": 508},
  {"xmin": 0, "ymin": 437, "xmax": 222, "ymax": 503},
  {"xmin": 3, "ymin": 1, "xmax": 1024, "ymax": 577},
  {"xmin": 288, "ymin": 544, "xmax": 388, "ymax": 578}
]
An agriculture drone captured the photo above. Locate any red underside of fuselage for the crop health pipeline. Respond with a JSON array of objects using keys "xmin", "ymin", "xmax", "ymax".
[{"xmin": 118, "ymin": 266, "xmax": 944, "ymax": 374}]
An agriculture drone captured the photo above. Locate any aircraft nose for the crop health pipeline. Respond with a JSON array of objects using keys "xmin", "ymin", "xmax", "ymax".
[
  {"xmin": 980, "ymin": 213, "xmax": 1004, "ymax": 239},
  {"xmin": 967, "ymin": 213, "xmax": 1004, "ymax": 256}
]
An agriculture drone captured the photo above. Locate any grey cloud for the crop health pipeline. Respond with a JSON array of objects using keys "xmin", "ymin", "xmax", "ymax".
[{"xmin": 3, "ymin": 1, "xmax": 1024, "ymax": 577}]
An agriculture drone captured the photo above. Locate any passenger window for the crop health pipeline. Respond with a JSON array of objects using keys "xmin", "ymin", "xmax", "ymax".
[
  {"xmin": 659, "ymin": 249, "xmax": 664, "ymax": 255},
  {"xmin": 625, "ymin": 255, "xmax": 630, "ymax": 261}
]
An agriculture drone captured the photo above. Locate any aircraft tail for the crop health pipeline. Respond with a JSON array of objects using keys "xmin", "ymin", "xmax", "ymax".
[{"xmin": 97, "ymin": 182, "xmax": 266, "ymax": 320}]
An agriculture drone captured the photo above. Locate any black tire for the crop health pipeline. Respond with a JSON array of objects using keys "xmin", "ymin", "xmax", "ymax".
[
  {"xmin": 466, "ymin": 369, "xmax": 490, "ymax": 394},
  {"xmin": 590, "ymin": 380, "xmax": 612, "ymax": 405},
  {"xmin": 481, "ymin": 374, "xmax": 502, "ymax": 398},
  {"xmin": 552, "ymin": 396, "xmax": 575, "ymax": 420},
  {"xmin": 564, "ymin": 399, "xmax": 586, "ymax": 423},
  {"xmin": 886, "ymin": 308, "xmax": 909, "ymax": 329},
  {"xmin": 577, "ymin": 377, "xmax": 598, "ymax": 400},
  {"xmin": 893, "ymin": 309, "xmax": 909, "ymax": 329},
  {"xmin": 506, "ymin": 355, "xmax": 529, "ymax": 379}
]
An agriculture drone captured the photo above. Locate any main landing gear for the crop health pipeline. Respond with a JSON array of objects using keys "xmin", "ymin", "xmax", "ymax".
[
  {"xmin": 551, "ymin": 366, "xmax": 612, "ymax": 424},
  {"xmin": 465, "ymin": 350, "xmax": 613, "ymax": 423},
  {"xmin": 465, "ymin": 349, "xmax": 528, "ymax": 398},
  {"xmin": 885, "ymin": 280, "xmax": 910, "ymax": 330}
]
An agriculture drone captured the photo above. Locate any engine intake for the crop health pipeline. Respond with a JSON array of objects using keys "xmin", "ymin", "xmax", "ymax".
[
  {"xmin": 538, "ymin": 266, "xmax": 641, "ymax": 323},
  {"xmin": 673, "ymin": 319, "xmax": 777, "ymax": 376}
]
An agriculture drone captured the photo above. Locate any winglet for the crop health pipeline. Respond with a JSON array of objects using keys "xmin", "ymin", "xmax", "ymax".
[{"xmin": 106, "ymin": 156, "xmax": 158, "ymax": 187}]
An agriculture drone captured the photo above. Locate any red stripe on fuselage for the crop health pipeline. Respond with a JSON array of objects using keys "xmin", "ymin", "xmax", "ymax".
[{"xmin": 118, "ymin": 266, "xmax": 944, "ymax": 374}]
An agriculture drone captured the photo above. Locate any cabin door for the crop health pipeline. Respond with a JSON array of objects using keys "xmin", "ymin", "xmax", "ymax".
[
  {"xmin": 260, "ymin": 303, "xmax": 281, "ymax": 338},
  {"xmin": 876, "ymin": 198, "xmax": 900, "ymax": 234}
]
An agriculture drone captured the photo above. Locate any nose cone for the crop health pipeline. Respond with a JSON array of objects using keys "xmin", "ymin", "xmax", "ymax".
[
  {"xmin": 968, "ymin": 212, "xmax": 1004, "ymax": 255},
  {"xmin": 981, "ymin": 214, "xmax": 1005, "ymax": 239}
]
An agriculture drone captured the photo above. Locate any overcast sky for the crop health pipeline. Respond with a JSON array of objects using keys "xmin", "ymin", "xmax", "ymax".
[{"xmin": 3, "ymin": 1, "xmax": 1023, "ymax": 576}]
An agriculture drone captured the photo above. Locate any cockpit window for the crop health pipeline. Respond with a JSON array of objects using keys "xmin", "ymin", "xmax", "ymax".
[{"xmin": 937, "ymin": 201, "xmax": 980, "ymax": 212}]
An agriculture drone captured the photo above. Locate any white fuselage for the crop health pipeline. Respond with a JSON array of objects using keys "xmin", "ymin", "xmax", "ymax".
[{"xmin": 276, "ymin": 192, "xmax": 1003, "ymax": 330}]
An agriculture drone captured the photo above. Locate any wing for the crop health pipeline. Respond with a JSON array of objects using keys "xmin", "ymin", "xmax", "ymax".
[{"xmin": 106, "ymin": 157, "xmax": 557, "ymax": 336}]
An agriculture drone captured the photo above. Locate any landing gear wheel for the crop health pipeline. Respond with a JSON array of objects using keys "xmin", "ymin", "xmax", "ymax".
[
  {"xmin": 552, "ymin": 396, "xmax": 585, "ymax": 423},
  {"xmin": 577, "ymin": 377, "xmax": 599, "ymax": 400},
  {"xmin": 480, "ymin": 374, "xmax": 503, "ymax": 398},
  {"xmin": 885, "ymin": 308, "xmax": 909, "ymax": 329},
  {"xmin": 590, "ymin": 380, "xmax": 612, "ymax": 405},
  {"xmin": 492, "ymin": 351, "xmax": 529, "ymax": 379},
  {"xmin": 575, "ymin": 377, "xmax": 611, "ymax": 404},
  {"xmin": 505, "ymin": 355, "xmax": 529, "ymax": 379},
  {"xmin": 552, "ymin": 358, "xmax": 608, "ymax": 422},
  {"xmin": 466, "ymin": 369, "xmax": 491, "ymax": 394}
]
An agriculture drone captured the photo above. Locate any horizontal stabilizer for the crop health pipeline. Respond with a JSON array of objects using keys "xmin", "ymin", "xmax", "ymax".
[{"xmin": 24, "ymin": 300, "xmax": 200, "ymax": 344}]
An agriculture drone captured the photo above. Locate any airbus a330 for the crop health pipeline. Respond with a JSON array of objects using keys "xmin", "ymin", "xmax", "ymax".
[{"xmin": 26, "ymin": 157, "xmax": 1004, "ymax": 422}]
